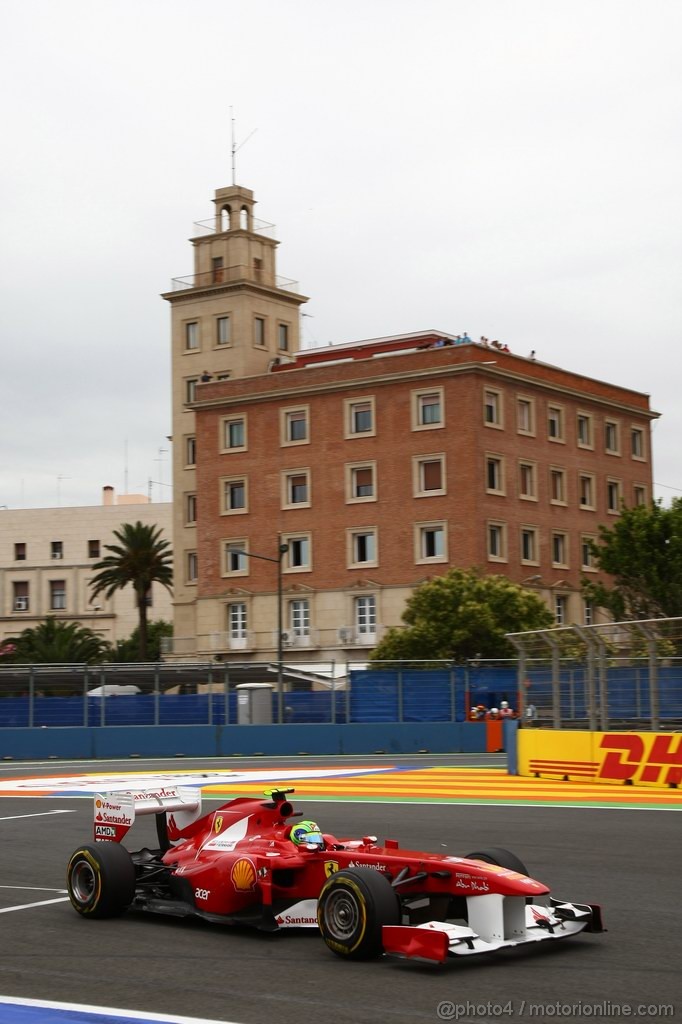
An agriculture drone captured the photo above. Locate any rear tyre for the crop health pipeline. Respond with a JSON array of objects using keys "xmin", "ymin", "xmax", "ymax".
[
  {"xmin": 67, "ymin": 843, "xmax": 135, "ymax": 919},
  {"xmin": 464, "ymin": 846, "xmax": 529, "ymax": 876},
  {"xmin": 317, "ymin": 867, "xmax": 400, "ymax": 960}
]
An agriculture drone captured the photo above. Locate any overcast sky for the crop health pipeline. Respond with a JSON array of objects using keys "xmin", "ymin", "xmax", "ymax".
[{"xmin": 1, "ymin": 0, "xmax": 680, "ymax": 510}]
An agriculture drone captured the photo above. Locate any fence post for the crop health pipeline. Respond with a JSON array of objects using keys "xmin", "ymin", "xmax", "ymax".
[
  {"xmin": 224, "ymin": 666, "xmax": 230, "ymax": 725},
  {"xmin": 331, "ymin": 658, "xmax": 336, "ymax": 724},
  {"xmin": 346, "ymin": 661, "xmax": 351, "ymax": 724},
  {"xmin": 573, "ymin": 627, "xmax": 598, "ymax": 731},
  {"xmin": 207, "ymin": 666, "xmax": 213, "ymax": 726},
  {"xmin": 633, "ymin": 623, "xmax": 660, "ymax": 731},
  {"xmin": 397, "ymin": 667, "xmax": 403, "ymax": 723},
  {"xmin": 450, "ymin": 664, "xmax": 456, "ymax": 722},
  {"xmin": 83, "ymin": 669, "xmax": 89, "ymax": 728},
  {"xmin": 28, "ymin": 667, "xmax": 35, "ymax": 729},
  {"xmin": 153, "ymin": 664, "xmax": 160, "ymax": 726},
  {"xmin": 595, "ymin": 635, "xmax": 609, "ymax": 732}
]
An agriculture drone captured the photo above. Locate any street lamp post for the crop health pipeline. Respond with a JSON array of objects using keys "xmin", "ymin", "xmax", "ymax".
[{"xmin": 240, "ymin": 542, "xmax": 289, "ymax": 724}]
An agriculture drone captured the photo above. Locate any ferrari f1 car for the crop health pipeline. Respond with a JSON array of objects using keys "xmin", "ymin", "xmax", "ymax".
[{"xmin": 66, "ymin": 786, "xmax": 604, "ymax": 964}]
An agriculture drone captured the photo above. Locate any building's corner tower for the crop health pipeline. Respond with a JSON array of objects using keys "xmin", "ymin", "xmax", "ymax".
[{"xmin": 163, "ymin": 183, "xmax": 308, "ymax": 652}]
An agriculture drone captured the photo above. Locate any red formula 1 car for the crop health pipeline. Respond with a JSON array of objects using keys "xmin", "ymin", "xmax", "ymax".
[{"xmin": 66, "ymin": 786, "xmax": 604, "ymax": 964}]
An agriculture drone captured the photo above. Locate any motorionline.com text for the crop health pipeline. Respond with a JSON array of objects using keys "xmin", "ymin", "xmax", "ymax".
[{"xmin": 436, "ymin": 1000, "xmax": 675, "ymax": 1020}]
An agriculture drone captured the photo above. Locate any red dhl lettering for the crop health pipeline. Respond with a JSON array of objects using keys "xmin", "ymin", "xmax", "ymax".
[{"xmin": 599, "ymin": 734, "xmax": 682, "ymax": 786}]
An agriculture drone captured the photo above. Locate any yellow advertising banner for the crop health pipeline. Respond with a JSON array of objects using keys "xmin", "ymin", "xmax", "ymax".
[{"xmin": 518, "ymin": 729, "xmax": 682, "ymax": 789}]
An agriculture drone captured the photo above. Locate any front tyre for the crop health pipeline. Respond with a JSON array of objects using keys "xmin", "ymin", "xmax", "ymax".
[
  {"xmin": 317, "ymin": 868, "xmax": 400, "ymax": 960},
  {"xmin": 67, "ymin": 843, "xmax": 135, "ymax": 919},
  {"xmin": 464, "ymin": 846, "xmax": 529, "ymax": 876}
]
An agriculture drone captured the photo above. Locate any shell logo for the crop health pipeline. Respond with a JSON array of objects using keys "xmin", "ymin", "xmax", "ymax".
[
  {"xmin": 95, "ymin": 799, "xmax": 102, "ymax": 809},
  {"xmin": 214, "ymin": 815, "xmax": 223, "ymax": 834},
  {"xmin": 231, "ymin": 857, "xmax": 257, "ymax": 892}
]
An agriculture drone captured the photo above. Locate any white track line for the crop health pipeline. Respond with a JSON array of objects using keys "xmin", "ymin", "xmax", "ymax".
[
  {"xmin": 0, "ymin": 896, "xmax": 70, "ymax": 914},
  {"xmin": 0, "ymin": 809, "xmax": 74, "ymax": 821}
]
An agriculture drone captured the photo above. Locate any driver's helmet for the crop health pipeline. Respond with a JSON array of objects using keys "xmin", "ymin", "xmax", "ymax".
[{"xmin": 290, "ymin": 820, "xmax": 324, "ymax": 848}]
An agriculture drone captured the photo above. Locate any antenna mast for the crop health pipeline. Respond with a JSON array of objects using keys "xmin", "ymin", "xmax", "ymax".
[{"xmin": 230, "ymin": 107, "xmax": 257, "ymax": 187}]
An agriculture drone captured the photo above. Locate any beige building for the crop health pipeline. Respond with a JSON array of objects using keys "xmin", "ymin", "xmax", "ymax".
[
  {"xmin": 162, "ymin": 184, "xmax": 308, "ymax": 654},
  {"xmin": 0, "ymin": 487, "xmax": 173, "ymax": 648}
]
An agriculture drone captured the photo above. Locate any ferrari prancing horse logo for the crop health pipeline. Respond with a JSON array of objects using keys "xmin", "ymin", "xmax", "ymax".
[
  {"xmin": 214, "ymin": 815, "xmax": 223, "ymax": 834},
  {"xmin": 324, "ymin": 860, "xmax": 339, "ymax": 878}
]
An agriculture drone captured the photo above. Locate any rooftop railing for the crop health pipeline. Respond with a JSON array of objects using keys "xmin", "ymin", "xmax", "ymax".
[{"xmin": 170, "ymin": 265, "xmax": 299, "ymax": 292}]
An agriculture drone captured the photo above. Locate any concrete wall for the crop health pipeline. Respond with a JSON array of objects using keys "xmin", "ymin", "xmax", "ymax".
[{"xmin": 0, "ymin": 722, "xmax": 488, "ymax": 761}]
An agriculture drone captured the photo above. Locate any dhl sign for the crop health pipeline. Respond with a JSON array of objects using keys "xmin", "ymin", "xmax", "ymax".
[{"xmin": 518, "ymin": 730, "xmax": 682, "ymax": 789}]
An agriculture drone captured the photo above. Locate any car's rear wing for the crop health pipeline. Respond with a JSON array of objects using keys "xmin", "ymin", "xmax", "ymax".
[{"xmin": 94, "ymin": 786, "xmax": 202, "ymax": 845}]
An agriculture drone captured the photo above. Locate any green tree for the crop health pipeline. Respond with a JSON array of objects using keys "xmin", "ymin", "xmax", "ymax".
[
  {"xmin": 90, "ymin": 522, "xmax": 173, "ymax": 661},
  {"xmin": 108, "ymin": 620, "xmax": 173, "ymax": 662},
  {"xmin": 369, "ymin": 568, "xmax": 554, "ymax": 664},
  {"xmin": 4, "ymin": 617, "xmax": 111, "ymax": 664},
  {"xmin": 582, "ymin": 499, "xmax": 682, "ymax": 620}
]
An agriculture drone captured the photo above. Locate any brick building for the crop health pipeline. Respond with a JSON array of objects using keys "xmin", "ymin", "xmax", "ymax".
[{"xmin": 164, "ymin": 181, "xmax": 657, "ymax": 665}]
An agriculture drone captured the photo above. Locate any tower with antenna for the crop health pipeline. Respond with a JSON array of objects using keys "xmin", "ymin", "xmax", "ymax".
[{"xmin": 162, "ymin": 168, "xmax": 308, "ymax": 646}]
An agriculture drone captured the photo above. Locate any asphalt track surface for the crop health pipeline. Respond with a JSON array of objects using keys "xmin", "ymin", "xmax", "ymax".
[{"xmin": 0, "ymin": 755, "xmax": 680, "ymax": 1024}]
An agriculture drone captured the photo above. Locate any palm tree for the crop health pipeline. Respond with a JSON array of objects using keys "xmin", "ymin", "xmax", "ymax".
[
  {"xmin": 5, "ymin": 618, "xmax": 111, "ymax": 664},
  {"xmin": 90, "ymin": 522, "xmax": 173, "ymax": 661}
]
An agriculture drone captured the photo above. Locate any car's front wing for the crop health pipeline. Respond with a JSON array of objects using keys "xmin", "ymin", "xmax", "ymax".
[{"xmin": 383, "ymin": 896, "xmax": 604, "ymax": 964}]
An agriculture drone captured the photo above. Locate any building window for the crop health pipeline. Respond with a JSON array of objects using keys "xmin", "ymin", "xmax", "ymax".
[
  {"xmin": 348, "ymin": 529, "xmax": 377, "ymax": 567},
  {"xmin": 185, "ymin": 322, "xmax": 199, "ymax": 350},
  {"xmin": 581, "ymin": 535, "xmax": 597, "ymax": 570},
  {"xmin": 185, "ymin": 493, "xmax": 197, "ymax": 525},
  {"xmin": 484, "ymin": 389, "xmax": 502, "ymax": 427},
  {"xmin": 283, "ymin": 470, "xmax": 310, "ymax": 507},
  {"xmin": 278, "ymin": 323, "xmax": 289, "ymax": 351},
  {"xmin": 228, "ymin": 602, "xmax": 248, "ymax": 641},
  {"xmin": 414, "ymin": 456, "xmax": 445, "ymax": 496},
  {"xmin": 50, "ymin": 580, "xmax": 66, "ymax": 611},
  {"xmin": 606, "ymin": 478, "xmax": 622, "ymax": 513},
  {"xmin": 223, "ymin": 542, "xmax": 247, "ymax": 575},
  {"xmin": 487, "ymin": 521, "xmax": 507, "ymax": 561},
  {"xmin": 355, "ymin": 595, "xmax": 376, "ymax": 637},
  {"xmin": 577, "ymin": 413, "xmax": 593, "ymax": 448},
  {"xmin": 550, "ymin": 467, "xmax": 567, "ymax": 505},
  {"xmin": 486, "ymin": 455, "xmax": 505, "ymax": 494},
  {"xmin": 212, "ymin": 257, "xmax": 224, "ymax": 283},
  {"xmin": 282, "ymin": 407, "xmax": 309, "ymax": 445},
  {"xmin": 88, "ymin": 540, "xmax": 100, "ymax": 559},
  {"xmin": 547, "ymin": 405, "xmax": 564, "ymax": 441},
  {"xmin": 633, "ymin": 484, "xmax": 647, "ymax": 507},
  {"xmin": 13, "ymin": 581, "xmax": 29, "ymax": 612},
  {"xmin": 347, "ymin": 463, "xmax": 376, "ymax": 502},
  {"xmin": 555, "ymin": 594, "xmax": 568, "ymax": 626},
  {"xmin": 604, "ymin": 419, "xmax": 620, "ymax": 454},
  {"xmin": 414, "ymin": 389, "xmax": 443, "ymax": 429},
  {"xmin": 584, "ymin": 600, "xmax": 595, "ymax": 626},
  {"xmin": 517, "ymin": 397, "xmax": 535, "ymax": 435},
  {"xmin": 416, "ymin": 522, "xmax": 446, "ymax": 562},
  {"xmin": 631, "ymin": 427, "xmax": 645, "ymax": 460},
  {"xmin": 51, "ymin": 541, "xmax": 63, "ymax": 560},
  {"xmin": 579, "ymin": 474, "xmax": 596, "ymax": 509},
  {"xmin": 290, "ymin": 599, "xmax": 310, "ymax": 637},
  {"xmin": 521, "ymin": 527, "xmax": 539, "ymax": 564},
  {"xmin": 254, "ymin": 317, "xmax": 266, "ymax": 346},
  {"xmin": 186, "ymin": 378, "xmax": 198, "ymax": 404},
  {"xmin": 345, "ymin": 397, "xmax": 375, "ymax": 437},
  {"xmin": 552, "ymin": 532, "xmax": 568, "ymax": 567},
  {"xmin": 518, "ymin": 461, "xmax": 537, "ymax": 500},
  {"xmin": 185, "ymin": 435, "xmax": 196, "ymax": 466},
  {"xmin": 186, "ymin": 551, "xmax": 198, "ymax": 583},
  {"xmin": 284, "ymin": 535, "xmax": 311, "ymax": 571},
  {"xmin": 14, "ymin": 543, "xmax": 26, "ymax": 561},
  {"xmin": 222, "ymin": 416, "xmax": 246, "ymax": 451},
  {"xmin": 216, "ymin": 316, "xmax": 231, "ymax": 346},
  {"xmin": 222, "ymin": 477, "xmax": 247, "ymax": 514}
]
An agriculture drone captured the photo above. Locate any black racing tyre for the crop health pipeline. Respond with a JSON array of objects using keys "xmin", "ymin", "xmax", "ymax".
[
  {"xmin": 317, "ymin": 867, "xmax": 400, "ymax": 960},
  {"xmin": 67, "ymin": 843, "xmax": 135, "ymax": 919},
  {"xmin": 464, "ymin": 846, "xmax": 529, "ymax": 876}
]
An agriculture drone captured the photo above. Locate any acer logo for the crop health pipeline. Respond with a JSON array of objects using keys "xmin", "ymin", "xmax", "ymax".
[{"xmin": 194, "ymin": 888, "xmax": 211, "ymax": 900}]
